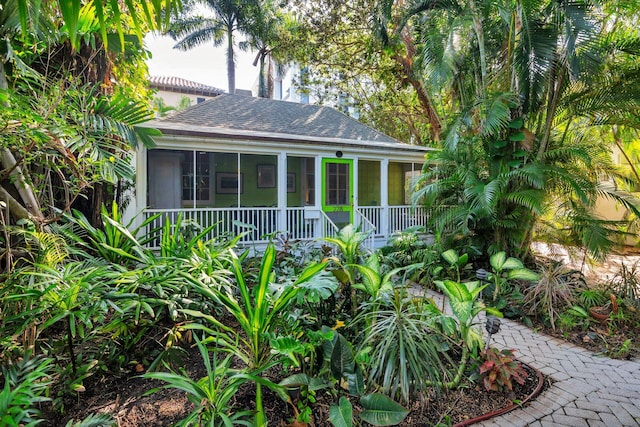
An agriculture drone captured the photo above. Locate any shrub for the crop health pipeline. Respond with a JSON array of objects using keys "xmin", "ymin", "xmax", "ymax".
[
  {"xmin": 522, "ymin": 262, "xmax": 583, "ymax": 329},
  {"xmin": 478, "ymin": 348, "xmax": 528, "ymax": 392}
]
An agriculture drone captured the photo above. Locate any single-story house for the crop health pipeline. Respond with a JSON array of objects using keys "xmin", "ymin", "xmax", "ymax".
[{"xmin": 129, "ymin": 94, "xmax": 433, "ymax": 249}]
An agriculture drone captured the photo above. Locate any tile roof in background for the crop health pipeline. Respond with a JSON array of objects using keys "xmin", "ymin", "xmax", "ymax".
[
  {"xmin": 149, "ymin": 75, "xmax": 225, "ymax": 97},
  {"xmin": 156, "ymin": 94, "xmax": 401, "ymax": 144}
]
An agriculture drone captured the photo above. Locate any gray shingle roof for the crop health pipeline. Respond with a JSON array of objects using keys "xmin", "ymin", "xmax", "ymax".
[{"xmin": 155, "ymin": 94, "xmax": 400, "ymax": 144}]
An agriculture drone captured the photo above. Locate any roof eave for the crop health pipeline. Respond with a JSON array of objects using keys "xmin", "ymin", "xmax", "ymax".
[{"xmin": 142, "ymin": 122, "xmax": 434, "ymax": 153}]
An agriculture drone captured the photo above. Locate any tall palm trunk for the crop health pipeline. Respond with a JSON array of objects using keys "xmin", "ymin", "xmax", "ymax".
[{"xmin": 227, "ymin": 23, "xmax": 235, "ymax": 94}]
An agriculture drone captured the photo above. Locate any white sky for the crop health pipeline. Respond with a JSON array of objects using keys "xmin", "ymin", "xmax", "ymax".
[{"xmin": 144, "ymin": 32, "xmax": 259, "ymax": 93}]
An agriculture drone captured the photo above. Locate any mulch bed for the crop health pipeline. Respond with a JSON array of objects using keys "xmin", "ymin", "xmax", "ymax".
[{"xmin": 47, "ymin": 346, "xmax": 547, "ymax": 427}]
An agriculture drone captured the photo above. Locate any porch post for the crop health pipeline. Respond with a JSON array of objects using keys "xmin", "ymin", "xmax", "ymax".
[
  {"xmin": 381, "ymin": 158, "xmax": 389, "ymax": 238},
  {"xmin": 278, "ymin": 152, "xmax": 287, "ymax": 232},
  {"xmin": 353, "ymin": 156, "xmax": 359, "ymax": 226},
  {"xmin": 315, "ymin": 155, "xmax": 322, "ymax": 240}
]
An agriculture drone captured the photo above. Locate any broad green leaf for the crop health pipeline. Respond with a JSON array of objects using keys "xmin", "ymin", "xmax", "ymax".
[
  {"xmin": 441, "ymin": 249, "xmax": 459, "ymax": 266},
  {"xmin": 490, "ymin": 252, "xmax": 507, "ymax": 271},
  {"xmin": 359, "ymin": 393, "xmax": 408, "ymax": 426},
  {"xmin": 345, "ymin": 366, "xmax": 364, "ymax": 395},
  {"xmin": 330, "ymin": 334, "xmax": 355, "ymax": 378},
  {"xmin": 501, "ymin": 257, "xmax": 524, "ymax": 270},
  {"xmin": 509, "ymin": 117, "xmax": 524, "ymax": 128},
  {"xmin": 507, "ymin": 268, "xmax": 539, "ymax": 281},
  {"xmin": 329, "ymin": 397, "xmax": 353, "ymax": 427},
  {"xmin": 509, "ymin": 132, "xmax": 526, "ymax": 141}
]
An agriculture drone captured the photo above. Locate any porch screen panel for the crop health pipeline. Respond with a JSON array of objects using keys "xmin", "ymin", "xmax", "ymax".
[
  {"xmin": 182, "ymin": 151, "xmax": 213, "ymax": 206},
  {"xmin": 287, "ymin": 156, "xmax": 315, "ymax": 207},
  {"xmin": 358, "ymin": 160, "xmax": 380, "ymax": 206},
  {"xmin": 147, "ymin": 149, "xmax": 187, "ymax": 209},
  {"xmin": 388, "ymin": 162, "xmax": 424, "ymax": 205},
  {"xmin": 238, "ymin": 154, "xmax": 278, "ymax": 241}
]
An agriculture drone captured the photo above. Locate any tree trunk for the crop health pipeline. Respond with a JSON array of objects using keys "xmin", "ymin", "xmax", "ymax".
[
  {"xmin": 227, "ymin": 24, "xmax": 236, "ymax": 94},
  {"xmin": 0, "ymin": 185, "xmax": 34, "ymax": 222},
  {"xmin": 0, "ymin": 66, "xmax": 45, "ymax": 225},
  {"xmin": 394, "ymin": 54, "xmax": 442, "ymax": 142},
  {"xmin": 1, "ymin": 149, "xmax": 44, "ymax": 222}
]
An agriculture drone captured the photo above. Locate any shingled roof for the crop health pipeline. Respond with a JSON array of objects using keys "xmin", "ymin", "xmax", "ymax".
[
  {"xmin": 149, "ymin": 75, "xmax": 224, "ymax": 97},
  {"xmin": 152, "ymin": 94, "xmax": 402, "ymax": 145}
]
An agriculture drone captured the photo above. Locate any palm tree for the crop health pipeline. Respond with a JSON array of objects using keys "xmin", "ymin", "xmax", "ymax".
[
  {"xmin": 168, "ymin": 0, "xmax": 249, "ymax": 94},
  {"xmin": 403, "ymin": 0, "xmax": 640, "ymax": 260},
  {"xmin": 241, "ymin": 0, "xmax": 295, "ymax": 98}
]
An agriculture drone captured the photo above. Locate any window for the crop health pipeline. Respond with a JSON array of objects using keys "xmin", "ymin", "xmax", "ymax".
[
  {"xmin": 325, "ymin": 162, "xmax": 349, "ymax": 205},
  {"xmin": 182, "ymin": 151, "xmax": 211, "ymax": 202}
]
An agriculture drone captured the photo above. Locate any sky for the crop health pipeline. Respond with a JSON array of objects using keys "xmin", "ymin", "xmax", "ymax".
[{"xmin": 144, "ymin": 32, "xmax": 259, "ymax": 93}]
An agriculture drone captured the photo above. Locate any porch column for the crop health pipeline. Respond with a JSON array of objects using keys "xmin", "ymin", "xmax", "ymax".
[
  {"xmin": 314, "ymin": 155, "xmax": 323, "ymax": 240},
  {"xmin": 278, "ymin": 152, "xmax": 287, "ymax": 232},
  {"xmin": 380, "ymin": 158, "xmax": 389, "ymax": 237},
  {"xmin": 353, "ymin": 156, "xmax": 359, "ymax": 220}
]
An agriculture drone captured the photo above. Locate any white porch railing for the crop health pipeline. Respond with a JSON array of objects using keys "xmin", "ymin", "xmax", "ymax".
[
  {"xmin": 355, "ymin": 209, "xmax": 377, "ymax": 251},
  {"xmin": 356, "ymin": 206, "xmax": 382, "ymax": 237},
  {"xmin": 319, "ymin": 210, "xmax": 340, "ymax": 241},
  {"xmin": 142, "ymin": 205, "xmax": 430, "ymax": 249},
  {"xmin": 388, "ymin": 205, "xmax": 429, "ymax": 234},
  {"xmin": 144, "ymin": 207, "xmax": 281, "ymax": 246}
]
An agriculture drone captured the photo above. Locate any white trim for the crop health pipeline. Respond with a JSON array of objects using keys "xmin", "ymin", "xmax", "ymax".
[
  {"xmin": 148, "ymin": 134, "xmax": 431, "ymax": 162},
  {"xmin": 143, "ymin": 122, "xmax": 433, "ymax": 154}
]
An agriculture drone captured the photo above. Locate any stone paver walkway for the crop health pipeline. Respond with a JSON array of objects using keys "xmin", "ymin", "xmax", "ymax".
[
  {"xmin": 478, "ymin": 317, "xmax": 640, "ymax": 427},
  {"xmin": 423, "ymin": 289, "xmax": 640, "ymax": 426}
]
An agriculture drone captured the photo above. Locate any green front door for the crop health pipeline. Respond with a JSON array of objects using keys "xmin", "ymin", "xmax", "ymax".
[{"xmin": 322, "ymin": 158, "xmax": 353, "ymax": 229}]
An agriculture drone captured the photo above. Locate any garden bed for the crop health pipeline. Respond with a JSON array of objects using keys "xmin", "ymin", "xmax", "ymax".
[{"xmin": 49, "ymin": 347, "xmax": 546, "ymax": 427}]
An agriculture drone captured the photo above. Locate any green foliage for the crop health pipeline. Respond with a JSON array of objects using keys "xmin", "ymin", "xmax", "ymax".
[
  {"xmin": 329, "ymin": 396, "xmax": 353, "ymax": 427},
  {"xmin": 62, "ymin": 202, "xmax": 160, "ymax": 265},
  {"xmin": 435, "ymin": 280, "xmax": 502, "ymax": 352},
  {"xmin": 486, "ymin": 251, "xmax": 539, "ymax": 302},
  {"xmin": 325, "ymin": 224, "xmax": 372, "ymax": 316},
  {"xmin": 325, "ymin": 224, "xmax": 371, "ymax": 269},
  {"xmin": 478, "ymin": 348, "xmax": 528, "ymax": 392},
  {"xmin": 143, "ymin": 335, "xmax": 254, "ymax": 427},
  {"xmin": 181, "ymin": 244, "xmax": 335, "ymax": 426},
  {"xmin": 358, "ymin": 293, "xmax": 454, "ymax": 403},
  {"xmin": 359, "ymin": 393, "xmax": 409, "ymax": 426},
  {"xmin": 63, "ymin": 413, "xmax": 115, "ymax": 427},
  {"xmin": 607, "ymin": 262, "xmax": 640, "ymax": 307},
  {"xmin": 0, "ymin": 355, "xmax": 52, "ymax": 426},
  {"xmin": 522, "ymin": 262, "xmax": 583, "ymax": 330},
  {"xmin": 328, "ymin": 394, "xmax": 409, "ymax": 427}
]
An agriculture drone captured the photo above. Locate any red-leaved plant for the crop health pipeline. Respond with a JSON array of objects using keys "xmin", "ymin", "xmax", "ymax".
[{"xmin": 479, "ymin": 348, "xmax": 528, "ymax": 392}]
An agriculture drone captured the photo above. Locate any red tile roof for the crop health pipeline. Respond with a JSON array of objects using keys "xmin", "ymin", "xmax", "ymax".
[{"xmin": 149, "ymin": 75, "xmax": 224, "ymax": 97}]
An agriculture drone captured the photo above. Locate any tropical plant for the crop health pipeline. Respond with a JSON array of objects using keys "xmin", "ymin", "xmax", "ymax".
[
  {"xmin": 607, "ymin": 262, "xmax": 640, "ymax": 307},
  {"xmin": 329, "ymin": 394, "xmax": 409, "ymax": 427},
  {"xmin": 143, "ymin": 335, "xmax": 255, "ymax": 427},
  {"xmin": 478, "ymin": 348, "xmax": 528, "ymax": 392},
  {"xmin": 0, "ymin": 355, "xmax": 52, "ymax": 426},
  {"xmin": 402, "ymin": 0, "xmax": 640, "ymax": 260},
  {"xmin": 485, "ymin": 251, "xmax": 540, "ymax": 302},
  {"xmin": 241, "ymin": 0, "xmax": 294, "ymax": 98},
  {"xmin": 439, "ymin": 249, "xmax": 472, "ymax": 283},
  {"xmin": 168, "ymin": 0, "xmax": 250, "ymax": 94},
  {"xmin": 61, "ymin": 202, "xmax": 160, "ymax": 266},
  {"xmin": 359, "ymin": 292, "xmax": 454, "ymax": 403},
  {"xmin": 181, "ymin": 244, "xmax": 336, "ymax": 426},
  {"xmin": 435, "ymin": 279, "xmax": 502, "ymax": 354},
  {"xmin": 325, "ymin": 224, "xmax": 372, "ymax": 316},
  {"xmin": 522, "ymin": 261, "xmax": 583, "ymax": 330}
]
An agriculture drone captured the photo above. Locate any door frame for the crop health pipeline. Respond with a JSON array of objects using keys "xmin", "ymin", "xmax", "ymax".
[{"xmin": 321, "ymin": 157, "xmax": 354, "ymax": 226}]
